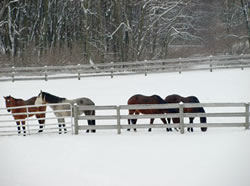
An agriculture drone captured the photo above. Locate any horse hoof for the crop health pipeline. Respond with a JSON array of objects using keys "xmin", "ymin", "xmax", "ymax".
[
  {"xmin": 148, "ymin": 129, "xmax": 152, "ymax": 132},
  {"xmin": 91, "ymin": 130, "xmax": 96, "ymax": 133},
  {"xmin": 86, "ymin": 130, "xmax": 89, "ymax": 133},
  {"xmin": 127, "ymin": 128, "xmax": 130, "ymax": 132},
  {"xmin": 38, "ymin": 130, "xmax": 43, "ymax": 133},
  {"xmin": 166, "ymin": 128, "xmax": 172, "ymax": 132}
]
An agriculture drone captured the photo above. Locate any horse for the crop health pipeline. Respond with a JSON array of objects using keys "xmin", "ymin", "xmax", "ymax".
[
  {"xmin": 165, "ymin": 94, "xmax": 207, "ymax": 132},
  {"xmin": 35, "ymin": 91, "xmax": 96, "ymax": 134},
  {"xmin": 3, "ymin": 95, "xmax": 47, "ymax": 135},
  {"xmin": 127, "ymin": 94, "xmax": 178, "ymax": 132}
]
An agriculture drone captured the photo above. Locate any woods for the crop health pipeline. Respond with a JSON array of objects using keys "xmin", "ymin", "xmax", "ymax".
[{"xmin": 0, "ymin": 0, "xmax": 249, "ymax": 67}]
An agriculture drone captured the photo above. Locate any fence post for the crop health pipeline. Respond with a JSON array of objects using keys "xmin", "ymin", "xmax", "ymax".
[
  {"xmin": 241, "ymin": 54, "xmax": 244, "ymax": 70},
  {"xmin": 209, "ymin": 55, "xmax": 213, "ymax": 72},
  {"xmin": 178, "ymin": 58, "xmax": 182, "ymax": 74},
  {"xmin": 73, "ymin": 105, "xmax": 79, "ymax": 135},
  {"xmin": 110, "ymin": 62, "xmax": 114, "ymax": 78},
  {"xmin": 179, "ymin": 103, "xmax": 184, "ymax": 134},
  {"xmin": 11, "ymin": 66, "xmax": 15, "ymax": 82},
  {"xmin": 77, "ymin": 64, "xmax": 81, "ymax": 80},
  {"xmin": 44, "ymin": 65, "xmax": 48, "ymax": 81},
  {"xmin": 26, "ymin": 107, "xmax": 30, "ymax": 135},
  {"xmin": 245, "ymin": 103, "xmax": 249, "ymax": 130},
  {"xmin": 117, "ymin": 106, "xmax": 121, "ymax": 134}
]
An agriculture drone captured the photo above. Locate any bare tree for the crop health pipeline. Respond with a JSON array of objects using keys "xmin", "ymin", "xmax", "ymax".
[
  {"xmin": 1, "ymin": 0, "xmax": 247, "ymax": 67},
  {"xmin": 241, "ymin": 0, "xmax": 250, "ymax": 46}
]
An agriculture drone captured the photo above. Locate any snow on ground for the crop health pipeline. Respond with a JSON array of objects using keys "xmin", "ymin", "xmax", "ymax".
[{"xmin": 0, "ymin": 69, "xmax": 250, "ymax": 186}]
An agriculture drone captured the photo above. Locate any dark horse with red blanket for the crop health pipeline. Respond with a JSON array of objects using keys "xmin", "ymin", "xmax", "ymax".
[
  {"xmin": 165, "ymin": 94, "xmax": 207, "ymax": 132},
  {"xmin": 127, "ymin": 94, "xmax": 178, "ymax": 132},
  {"xmin": 4, "ymin": 96, "xmax": 47, "ymax": 135}
]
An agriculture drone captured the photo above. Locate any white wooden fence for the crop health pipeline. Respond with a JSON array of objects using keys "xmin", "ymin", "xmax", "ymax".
[
  {"xmin": 1, "ymin": 54, "xmax": 250, "ymax": 82},
  {"xmin": 0, "ymin": 103, "xmax": 73, "ymax": 136},
  {"xmin": 73, "ymin": 102, "xmax": 250, "ymax": 134},
  {"xmin": 0, "ymin": 102, "xmax": 249, "ymax": 136}
]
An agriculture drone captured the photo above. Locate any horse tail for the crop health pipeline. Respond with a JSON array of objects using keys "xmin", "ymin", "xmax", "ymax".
[
  {"xmin": 91, "ymin": 109, "xmax": 95, "ymax": 125},
  {"xmin": 91, "ymin": 110, "xmax": 96, "ymax": 132},
  {"xmin": 192, "ymin": 97, "xmax": 207, "ymax": 132},
  {"xmin": 85, "ymin": 109, "xmax": 96, "ymax": 133},
  {"xmin": 199, "ymin": 107, "xmax": 207, "ymax": 132}
]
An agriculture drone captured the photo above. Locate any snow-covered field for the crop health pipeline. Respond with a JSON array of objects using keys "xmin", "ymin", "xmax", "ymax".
[{"xmin": 0, "ymin": 69, "xmax": 250, "ymax": 186}]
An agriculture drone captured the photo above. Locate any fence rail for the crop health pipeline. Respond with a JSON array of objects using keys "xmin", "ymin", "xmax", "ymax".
[
  {"xmin": 0, "ymin": 103, "xmax": 73, "ymax": 136},
  {"xmin": 74, "ymin": 102, "xmax": 250, "ymax": 135},
  {"xmin": 0, "ymin": 102, "xmax": 249, "ymax": 136},
  {"xmin": 1, "ymin": 54, "xmax": 250, "ymax": 82}
]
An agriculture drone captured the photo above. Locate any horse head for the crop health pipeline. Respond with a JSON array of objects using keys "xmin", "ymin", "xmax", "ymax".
[{"xmin": 3, "ymin": 95, "xmax": 15, "ymax": 112}]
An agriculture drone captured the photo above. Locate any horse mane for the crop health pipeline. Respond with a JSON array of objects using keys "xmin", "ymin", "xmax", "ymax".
[
  {"xmin": 42, "ymin": 92, "xmax": 66, "ymax": 103},
  {"xmin": 6, "ymin": 96, "xmax": 22, "ymax": 101}
]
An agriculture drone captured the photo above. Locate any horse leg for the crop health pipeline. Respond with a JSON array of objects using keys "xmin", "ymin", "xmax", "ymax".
[
  {"xmin": 87, "ymin": 120, "xmax": 91, "ymax": 133},
  {"xmin": 21, "ymin": 120, "xmax": 26, "ymax": 136},
  {"xmin": 90, "ymin": 110, "xmax": 96, "ymax": 133},
  {"xmin": 188, "ymin": 117, "xmax": 194, "ymax": 132},
  {"xmin": 62, "ymin": 118, "xmax": 67, "ymax": 133},
  {"xmin": 132, "ymin": 111, "xmax": 139, "ymax": 132},
  {"xmin": 16, "ymin": 121, "xmax": 21, "ymax": 135},
  {"xmin": 148, "ymin": 118, "xmax": 154, "ymax": 132},
  {"xmin": 128, "ymin": 116, "xmax": 131, "ymax": 132},
  {"xmin": 85, "ymin": 110, "xmax": 96, "ymax": 133},
  {"xmin": 173, "ymin": 118, "xmax": 180, "ymax": 132},
  {"xmin": 160, "ymin": 118, "xmax": 171, "ymax": 132},
  {"xmin": 57, "ymin": 118, "xmax": 66, "ymax": 134},
  {"xmin": 127, "ymin": 109, "xmax": 135, "ymax": 131},
  {"xmin": 36, "ymin": 114, "xmax": 45, "ymax": 133},
  {"xmin": 87, "ymin": 119, "xmax": 96, "ymax": 133}
]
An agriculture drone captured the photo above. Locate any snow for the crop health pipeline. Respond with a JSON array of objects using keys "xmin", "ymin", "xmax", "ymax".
[{"xmin": 0, "ymin": 69, "xmax": 250, "ymax": 186}]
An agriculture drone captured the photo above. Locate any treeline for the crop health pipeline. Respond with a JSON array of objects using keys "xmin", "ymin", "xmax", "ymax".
[{"xmin": 0, "ymin": 0, "xmax": 249, "ymax": 67}]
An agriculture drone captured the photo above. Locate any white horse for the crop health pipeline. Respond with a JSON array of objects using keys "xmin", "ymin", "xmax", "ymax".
[{"xmin": 35, "ymin": 91, "xmax": 96, "ymax": 134}]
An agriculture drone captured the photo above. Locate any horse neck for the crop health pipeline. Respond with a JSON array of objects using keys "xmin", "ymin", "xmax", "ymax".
[
  {"xmin": 24, "ymin": 97, "xmax": 36, "ymax": 105},
  {"xmin": 12, "ymin": 98, "xmax": 25, "ymax": 107},
  {"xmin": 63, "ymin": 99, "xmax": 74, "ymax": 105},
  {"xmin": 44, "ymin": 93, "xmax": 66, "ymax": 104}
]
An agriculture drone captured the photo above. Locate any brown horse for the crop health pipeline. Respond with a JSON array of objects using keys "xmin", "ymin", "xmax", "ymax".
[
  {"xmin": 165, "ymin": 94, "xmax": 207, "ymax": 132},
  {"xmin": 127, "ymin": 94, "xmax": 178, "ymax": 132},
  {"xmin": 3, "ymin": 96, "xmax": 47, "ymax": 135}
]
